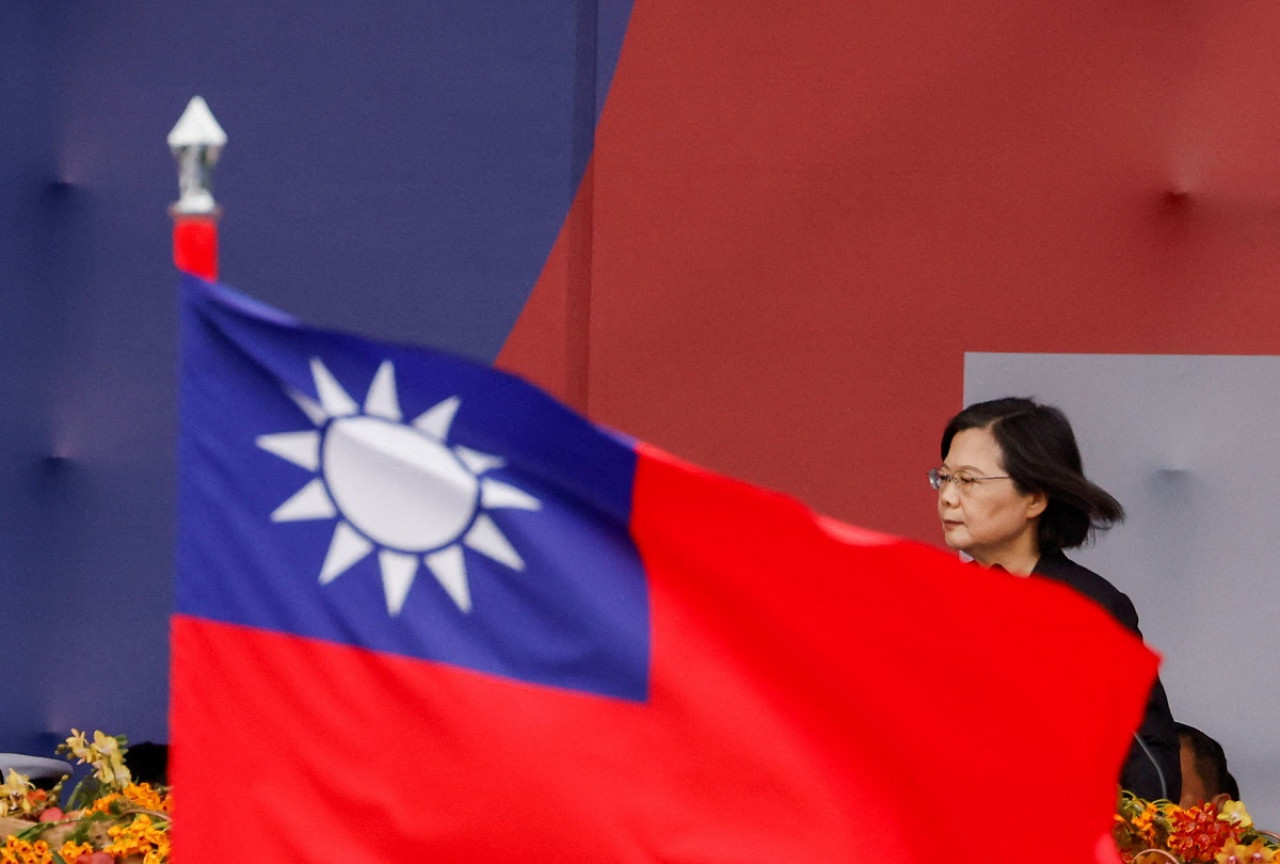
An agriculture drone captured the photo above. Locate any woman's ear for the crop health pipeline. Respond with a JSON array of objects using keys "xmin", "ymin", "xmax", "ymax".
[{"xmin": 1026, "ymin": 490, "xmax": 1048, "ymax": 520}]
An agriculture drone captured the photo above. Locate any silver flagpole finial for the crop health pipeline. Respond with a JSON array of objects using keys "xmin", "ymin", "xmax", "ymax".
[{"xmin": 168, "ymin": 96, "xmax": 227, "ymax": 216}]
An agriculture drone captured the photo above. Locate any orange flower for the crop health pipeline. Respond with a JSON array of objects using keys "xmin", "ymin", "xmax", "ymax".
[
  {"xmin": 0, "ymin": 837, "xmax": 52, "ymax": 864},
  {"xmin": 1168, "ymin": 803, "xmax": 1240, "ymax": 862},
  {"xmin": 56, "ymin": 841, "xmax": 93, "ymax": 862},
  {"xmin": 105, "ymin": 812, "xmax": 170, "ymax": 859},
  {"xmin": 1128, "ymin": 800, "xmax": 1162, "ymax": 845},
  {"xmin": 122, "ymin": 782, "xmax": 171, "ymax": 813},
  {"xmin": 86, "ymin": 792, "xmax": 124, "ymax": 815}
]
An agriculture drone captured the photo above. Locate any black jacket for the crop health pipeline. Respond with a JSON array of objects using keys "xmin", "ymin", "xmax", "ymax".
[{"xmin": 1033, "ymin": 550, "xmax": 1181, "ymax": 802}]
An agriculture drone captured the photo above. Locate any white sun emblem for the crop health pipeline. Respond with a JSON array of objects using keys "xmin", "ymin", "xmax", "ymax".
[{"xmin": 255, "ymin": 357, "xmax": 540, "ymax": 616}]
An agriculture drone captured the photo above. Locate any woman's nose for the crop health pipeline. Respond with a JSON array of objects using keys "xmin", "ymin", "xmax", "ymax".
[{"xmin": 937, "ymin": 480, "xmax": 960, "ymax": 505}]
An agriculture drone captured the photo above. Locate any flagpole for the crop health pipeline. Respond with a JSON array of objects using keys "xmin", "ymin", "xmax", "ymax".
[{"xmin": 168, "ymin": 96, "xmax": 227, "ymax": 280}]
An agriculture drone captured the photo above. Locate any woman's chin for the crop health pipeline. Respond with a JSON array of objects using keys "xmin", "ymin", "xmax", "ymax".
[{"xmin": 940, "ymin": 527, "xmax": 969, "ymax": 551}]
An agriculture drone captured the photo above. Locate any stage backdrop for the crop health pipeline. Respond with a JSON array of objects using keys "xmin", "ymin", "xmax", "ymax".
[{"xmin": 4, "ymin": 0, "xmax": 1279, "ymax": 825}]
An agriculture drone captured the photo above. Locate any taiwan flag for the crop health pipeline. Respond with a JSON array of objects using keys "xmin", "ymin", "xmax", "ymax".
[{"xmin": 172, "ymin": 275, "xmax": 1155, "ymax": 863}]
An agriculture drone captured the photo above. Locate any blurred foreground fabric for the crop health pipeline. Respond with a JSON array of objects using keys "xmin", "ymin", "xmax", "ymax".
[{"xmin": 171, "ymin": 276, "xmax": 1155, "ymax": 862}]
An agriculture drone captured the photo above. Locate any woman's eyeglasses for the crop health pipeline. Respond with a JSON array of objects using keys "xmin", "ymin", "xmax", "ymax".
[{"xmin": 927, "ymin": 468, "xmax": 1013, "ymax": 491}]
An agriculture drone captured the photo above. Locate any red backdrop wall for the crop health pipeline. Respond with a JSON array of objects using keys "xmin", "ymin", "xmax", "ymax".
[{"xmin": 499, "ymin": 0, "xmax": 1280, "ymax": 544}]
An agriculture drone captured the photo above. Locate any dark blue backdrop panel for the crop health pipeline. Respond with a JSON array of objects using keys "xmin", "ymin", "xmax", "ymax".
[{"xmin": 0, "ymin": 0, "xmax": 631, "ymax": 756}]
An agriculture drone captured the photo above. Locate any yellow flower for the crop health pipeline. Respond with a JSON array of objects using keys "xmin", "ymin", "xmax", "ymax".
[
  {"xmin": 90, "ymin": 731, "xmax": 131, "ymax": 788},
  {"xmin": 62, "ymin": 729, "xmax": 132, "ymax": 790},
  {"xmin": 1219, "ymin": 800, "xmax": 1254, "ymax": 829},
  {"xmin": 0, "ymin": 771, "xmax": 37, "ymax": 818},
  {"xmin": 1215, "ymin": 837, "xmax": 1274, "ymax": 863},
  {"xmin": 62, "ymin": 730, "xmax": 91, "ymax": 763},
  {"xmin": 0, "ymin": 771, "xmax": 31, "ymax": 796}
]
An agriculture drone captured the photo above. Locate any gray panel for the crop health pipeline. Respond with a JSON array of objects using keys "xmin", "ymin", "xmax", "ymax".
[{"xmin": 966, "ymin": 353, "xmax": 1280, "ymax": 822}]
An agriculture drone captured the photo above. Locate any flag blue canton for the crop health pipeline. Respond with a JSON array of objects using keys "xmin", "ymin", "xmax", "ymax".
[{"xmin": 176, "ymin": 277, "xmax": 650, "ymax": 701}]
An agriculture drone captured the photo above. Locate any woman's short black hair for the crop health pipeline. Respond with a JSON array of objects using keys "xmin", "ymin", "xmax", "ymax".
[{"xmin": 940, "ymin": 397, "xmax": 1124, "ymax": 552}]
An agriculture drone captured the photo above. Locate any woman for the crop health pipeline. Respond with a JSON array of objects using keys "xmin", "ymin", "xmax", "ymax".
[{"xmin": 932, "ymin": 396, "xmax": 1180, "ymax": 801}]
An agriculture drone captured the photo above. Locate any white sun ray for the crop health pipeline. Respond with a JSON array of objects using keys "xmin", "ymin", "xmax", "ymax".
[
  {"xmin": 286, "ymin": 387, "xmax": 329, "ymax": 427},
  {"xmin": 271, "ymin": 478, "xmax": 336, "ymax": 522},
  {"xmin": 319, "ymin": 521, "xmax": 374, "ymax": 584},
  {"xmin": 454, "ymin": 445, "xmax": 504, "ymax": 476},
  {"xmin": 425, "ymin": 545, "xmax": 471, "ymax": 612},
  {"xmin": 255, "ymin": 431, "xmax": 321, "ymax": 472},
  {"xmin": 412, "ymin": 396, "xmax": 460, "ymax": 440},
  {"xmin": 259, "ymin": 358, "xmax": 540, "ymax": 616},
  {"xmin": 480, "ymin": 478, "xmax": 541, "ymax": 511},
  {"xmin": 364, "ymin": 360, "xmax": 401, "ymax": 421},
  {"xmin": 464, "ymin": 514, "xmax": 526, "ymax": 570},
  {"xmin": 378, "ymin": 549, "xmax": 418, "ymax": 615},
  {"xmin": 311, "ymin": 357, "xmax": 359, "ymax": 417}
]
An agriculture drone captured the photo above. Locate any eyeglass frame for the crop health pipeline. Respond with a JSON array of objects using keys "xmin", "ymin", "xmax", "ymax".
[{"xmin": 927, "ymin": 467, "xmax": 1014, "ymax": 492}]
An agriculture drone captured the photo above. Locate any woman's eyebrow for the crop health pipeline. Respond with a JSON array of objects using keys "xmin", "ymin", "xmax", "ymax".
[{"xmin": 942, "ymin": 463, "xmax": 994, "ymax": 474}]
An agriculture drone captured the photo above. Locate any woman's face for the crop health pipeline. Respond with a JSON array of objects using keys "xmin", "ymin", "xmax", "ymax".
[{"xmin": 937, "ymin": 426, "xmax": 1045, "ymax": 566}]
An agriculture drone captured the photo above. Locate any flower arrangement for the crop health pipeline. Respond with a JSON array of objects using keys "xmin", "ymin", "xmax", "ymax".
[
  {"xmin": 1115, "ymin": 791, "xmax": 1280, "ymax": 863},
  {"xmin": 3, "ymin": 731, "xmax": 1278, "ymax": 864},
  {"xmin": 0, "ymin": 731, "xmax": 170, "ymax": 864}
]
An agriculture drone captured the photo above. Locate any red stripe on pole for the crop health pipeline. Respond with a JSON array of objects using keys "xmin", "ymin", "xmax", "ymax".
[{"xmin": 173, "ymin": 216, "xmax": 219, "ymax": 280}]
